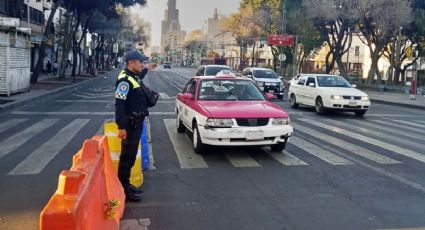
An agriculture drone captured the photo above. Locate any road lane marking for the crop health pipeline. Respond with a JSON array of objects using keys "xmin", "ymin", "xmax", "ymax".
[
  {"xmin": 293, "ymin": 123, "xmax": 401, "ymax": 164},
  {"xmin": 159, "ymin": 92, "xmax": 172, "ymax": 99},
  {"xmin": 0, "ymin": 118, "xmax": 27, "ymax": 133},
  {"xmin": 392, "ymin": 119, "xmax": 425, "ymax": 129},
  {"xmin": 304, "ymin": 133, "xmax": 425, "ymax": 194},
  {"xmin": 0, "ymin": 119, "xmax": 59, "ymax": 159},
  {"xmin": 225, "ymin": 152, "xmax": 261, "ymax": 167},
  {"xmin": 414, "ymin": 120, "xmax": 425, "ymax": 125},
  {"xmin": 266, "ymin": 149, "xmax": 308, "ymax": 166},
  {"xmin": 164, "ymin": 119, "xmax": 208, "ymax": 169},
  {"xmin": 8, "ymin": 119, "xmax": 90, "ymax": 175},
  {"xmin": 11, "ymin": 111, "xmax": 175, "ymax": 115},
  {"xmin": 159, "ymin": 73, "xmax": 183, "ymax": 91},
  {"xmin": 299, "ymin": 119, "xmax": 425, "ymax": 164},
  {"xmin": 372, "ymin": 119, "xmax": 425, "ymax": 135},
  {"xmin": 350, "ymin": 119, "xmax": 425, "ymax": 141},
  {"xmin": 56, "ymin": 99, "xmax": 174, "ymax": 104},
  {"xmin": 289, "ymin": 136, "xmax": 353, "ymax": 165},
  {"xmin": 325, "ymin": 119, "xmax": 425, "ymax": 150}
]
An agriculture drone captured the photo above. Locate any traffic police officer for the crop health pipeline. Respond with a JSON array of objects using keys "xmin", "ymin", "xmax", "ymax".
[{"xmin": 115, "ymin": 50, "xmax": 149, "ymax": 202}]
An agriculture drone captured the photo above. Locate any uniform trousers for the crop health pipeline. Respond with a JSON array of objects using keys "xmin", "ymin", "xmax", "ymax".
[{"xmin": 118, "ymin": 117, "xmax": 145, "ymax": 193}]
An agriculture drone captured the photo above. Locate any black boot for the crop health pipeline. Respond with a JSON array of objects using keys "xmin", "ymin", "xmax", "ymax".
[{"xmin": 129, "ymin": 184, "xmax": 143, "ymax": 194}]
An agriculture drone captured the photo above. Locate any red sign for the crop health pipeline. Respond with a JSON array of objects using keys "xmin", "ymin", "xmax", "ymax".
[{"xmin": 268, "ymin": 34, "xmax": 294, "ymax": 46}]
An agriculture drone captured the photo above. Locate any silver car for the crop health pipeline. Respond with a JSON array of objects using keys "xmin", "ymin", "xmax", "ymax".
[{"xmin": 241, "ymin": 67, "xmax": 285, "ymax": 99}]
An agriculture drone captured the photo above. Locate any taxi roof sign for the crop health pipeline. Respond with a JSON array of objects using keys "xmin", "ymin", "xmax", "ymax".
[{"xmin": 215, "ymin": 70, "xmax": 236, "ymax": 78}]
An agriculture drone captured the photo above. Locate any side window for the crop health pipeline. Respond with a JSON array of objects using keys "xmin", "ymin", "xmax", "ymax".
[
  {"xmin": 306, "ymin": 77, "xmax": 316, "ymax": 86},
  {"xmin": 196, "ymin": 67, "xmax": 204, "ymax": 76},
  {"xmin": 183, "ymin": 80, "xmax": 194, "ymax": 93},
  {"xmin": 298, "ymin": 76, "xmax": 307, "ymax": 85},
  {"xmin": 189, "ymin": 80, "xmax": 197, "ymax": 94}
]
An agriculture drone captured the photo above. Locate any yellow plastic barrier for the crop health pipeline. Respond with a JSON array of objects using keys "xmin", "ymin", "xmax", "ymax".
[{"xmin": 104, "ymin": 122, "xmax": 143, "ymax": 188}]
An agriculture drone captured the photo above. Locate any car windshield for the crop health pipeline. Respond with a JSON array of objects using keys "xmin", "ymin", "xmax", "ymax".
[
  {"xmin": 316, "ymin": 75, "xmax": 352, "ymax": 88},
  {"xmin": 205, "ymin": 66, "xmax": 232, "ymax": 76},
  {"xmin": 198, "ymin": 79, "xmax": 265, "ymax": 101},
  {"xmin": 253, "ymin": 69, "xmax": 278, "ymax": 78}
]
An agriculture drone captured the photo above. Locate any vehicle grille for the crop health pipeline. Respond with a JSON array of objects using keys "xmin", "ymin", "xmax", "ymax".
[
  {"xmin": 342, "ymin": 96, "xmax": 361, "ymax": 100},
  {"xmin": 236, "ymin": 118, "xmax": 269, "ymax": 126}
]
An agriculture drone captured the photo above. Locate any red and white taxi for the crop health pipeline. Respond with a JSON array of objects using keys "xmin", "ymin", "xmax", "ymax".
[{"xmin": 175, "ymin": 71, "xmax": 293, "ymax": 154}]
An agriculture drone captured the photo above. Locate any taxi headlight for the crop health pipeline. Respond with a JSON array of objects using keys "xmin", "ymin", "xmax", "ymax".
[
  {"xmin": 272, "ymin": 117, "xmax": 290, "ymax": 125},
  {"xmin": 206, "ymin": 118, "xmax": 233, "ymax": 128},
  {"xmin": 330, "ymin": 95, "xmax": 343, "ymax": 100},
  {"xmin": 361, "ymin": 96, "xmax": 369, "ymax": 101}
]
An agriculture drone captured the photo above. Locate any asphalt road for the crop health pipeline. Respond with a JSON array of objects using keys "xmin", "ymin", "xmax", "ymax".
[{"xmin": 0, "ymin": 67, "xmax": 424, "ymax": 230}]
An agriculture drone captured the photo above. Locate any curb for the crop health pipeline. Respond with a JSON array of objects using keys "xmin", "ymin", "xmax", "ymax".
[
  {"xmin": 371, "ymin": 99, "xmax": 425, "ymax": 111},
  {"xmin": 0, "ymin": 70, "xmax": 118, "ymax": 113}
]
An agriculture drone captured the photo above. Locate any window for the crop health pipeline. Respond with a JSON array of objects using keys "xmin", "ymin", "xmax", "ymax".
[
  {"xmin": 183, "ymin": 80, "xmax": 195, "ymax": 93},
  {"xmin": 316, "ymin": 75, "xmax": 351, "ymax": 88},
  {"xmin": 196, "ymin": 67, "xmax": 204, "ymax": 76},
  {"xmin": 297, "ymin": 76, "xmax": 307, "ymax": 85},
  {"xmin": 198, "ymin": 79, "xmax": 264, "ymax": 101},
  {"xmin": 306, "ymin": 77, "xmax": 316, "ymax": 86},
  {"xmin": 253, "ymin": 69, "xmax": 278, "ymax": 78}
]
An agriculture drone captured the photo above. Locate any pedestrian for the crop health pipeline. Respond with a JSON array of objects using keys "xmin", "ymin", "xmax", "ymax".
[
  {"xmin": 114, "ymin": 50, "xmax": 150, "ymax": 202},
  {"xmin": 52, "ymin": 60, "xmax": 59, "ymax": 75},
  {"xmin": 46, "ymin": 60, "xmax": 52, "ymax": 74}
]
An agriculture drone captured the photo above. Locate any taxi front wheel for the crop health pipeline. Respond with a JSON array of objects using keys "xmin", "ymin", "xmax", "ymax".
[
  {"xmin": 271, "ymin": 142, "xmax": 286, "ymax": 152},
  {"xmin": 193, "ymin": 123, "xmax": 206, "ymax": 154},
  {"xmin": 176, "ymin": 112, "xmax": 186, "ymax": 133}
]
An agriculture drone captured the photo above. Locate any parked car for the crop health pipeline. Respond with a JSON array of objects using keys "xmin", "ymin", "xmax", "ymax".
[
  {"xmin": 163, "ymin": 62, "xmax": 172, "ymax": 69},
  {"xmin": 288, "ymin": 74, "xmax": 370, "ymax": 116},
  {"xmin": 241, "ymin": 67, "xmax": 285, "ymax": 99},
  {"xmin": 195, "ymin": 65, "xmax": 233, "ymax": 76},
  {"xmin": 175, "ymin": 71, "xmax": 293, "ymax": 154}
]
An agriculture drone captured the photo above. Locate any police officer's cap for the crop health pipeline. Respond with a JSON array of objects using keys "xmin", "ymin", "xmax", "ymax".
[{"xmin": 125, "ymin": 50, "xmax": 149, "ymax": 62}]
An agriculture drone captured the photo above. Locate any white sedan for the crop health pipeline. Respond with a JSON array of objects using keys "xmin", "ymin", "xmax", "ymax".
[{"xmin": 288, "ymin": 74, "xmax": 371, "ymax": 116}]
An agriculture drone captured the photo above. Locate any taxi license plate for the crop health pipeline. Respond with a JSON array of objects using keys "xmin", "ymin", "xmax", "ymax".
[
  {"xmin": 246, "ymin": 131, "xmax": 264, "ymax": 140},
  {"xmin": 349, "ymin": 101, "xmax": 357, "ymax": 106}
]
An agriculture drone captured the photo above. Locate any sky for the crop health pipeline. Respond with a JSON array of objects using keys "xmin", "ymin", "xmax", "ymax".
[{"xmin": 139, "ymin": 0, "xmax": 241, "ymax": 47}]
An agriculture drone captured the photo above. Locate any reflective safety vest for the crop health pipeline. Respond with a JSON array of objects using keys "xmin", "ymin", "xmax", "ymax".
[{"xmin": 118, "ymin": 70, "xmax": 140, "ymax": 89}]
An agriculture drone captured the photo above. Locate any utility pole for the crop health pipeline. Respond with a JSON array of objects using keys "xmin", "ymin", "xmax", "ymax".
[{"xmin": 280, "ymin": 0, "xmax": 286, "ymax": 77}]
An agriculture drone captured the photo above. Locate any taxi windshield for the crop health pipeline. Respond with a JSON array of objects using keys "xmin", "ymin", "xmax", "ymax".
[
  {"xmin": 316, "ymin": 75, "xmax": 352, "ymax": 88},
  {"xmin": 253, "ymin": 69, "xmax": 278, "ymax": 78},
  {"xmin": 198, "ymin": 79, "xmax": 265, "ymax": 101}
]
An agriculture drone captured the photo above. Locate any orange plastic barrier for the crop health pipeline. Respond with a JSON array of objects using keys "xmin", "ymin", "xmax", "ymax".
[{"xmin": 40, "ymin": 135, "xmax": 125, "ymax": 230}]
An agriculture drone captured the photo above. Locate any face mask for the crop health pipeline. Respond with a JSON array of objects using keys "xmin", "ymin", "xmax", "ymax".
[{"xmin": 140, "ymin": 68, "xmax": 148, "ymax": 79}]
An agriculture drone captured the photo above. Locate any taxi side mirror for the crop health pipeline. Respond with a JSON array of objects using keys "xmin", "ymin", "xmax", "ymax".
[
  {"xmin": 308, "ymin": 82, "xmax": 316, "ymax": 87},
  {"xmin": 182, "ymin": 93, "xmax": 193, "ymax": 100},
  {"xmin": 352, "ymin": 84, "xmax": 357, "ymax": 88},
  {"xmin": 265, "ymin": 93, "xmax": 275, "ymax": 100},
  {"xmin": 246, "ymin": 74, "xmax": 252, "ymax": 78}
]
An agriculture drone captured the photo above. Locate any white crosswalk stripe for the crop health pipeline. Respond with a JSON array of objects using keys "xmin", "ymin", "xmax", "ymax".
[
  {"xmin": 372, "ymin": 119, "xmax": 425, "ymax": 135},
  {"xmin": 164, "ymin": 119, "xmax": 208, "ymax": 169},
  {"xmin": 350, "ymin": 119, "xmax": 425, "ymax": 141},
  {"xmin": 324, "ymin": 119, "xmax": 425, "ymax": 150},
  {"xmin": 293, "ymin": 123, "xmax": 401, "ymax": 164},
  {"xmin": 391, "ymin": 119, "xmax": 425, "ymax": 129},
  {"xmin": 414, "ymin": 120, "xmax": 425, "ymax": 125},
  {"xmin": 0, "ymin": 119, "xmax": 59, "ymax": 159},
  {"xmin": 0, "ymin": 118, "xmax": 27, "ymax": 133},
  {"xmin": 8, "ymin": 119, "xmax": 90, "ymax": 175},
  {"xmin": 289, "ymin": 136, "xmax": 353, "ymax": 165},
  {"xmin": 299, "ymin": 119, "xmax": 425, "ymax": 164},
  {"xmin": 225, "ymin": 152, "xmax": 261, "ymax": 167},
  {"xmin": 266, "ymin": 149, "xmax": 308, "ymax": 166}
]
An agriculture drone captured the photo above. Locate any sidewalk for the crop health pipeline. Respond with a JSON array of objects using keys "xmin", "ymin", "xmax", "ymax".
[
  {"xmin": 364, "ymin": 90, "xmax": 425, "ymax": 110},
  {"xmin": 0, "ymin": 69, "xmax": 112, "ymax": 112}
]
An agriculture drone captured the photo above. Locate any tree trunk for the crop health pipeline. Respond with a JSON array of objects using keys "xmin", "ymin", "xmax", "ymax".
[
  {"xmin": 325, "ymin": 51, "xmax": 335, "ymax": 74},
  {"xmin": 251, "ymin": 42, "xmax": 256, "ymax": 67},
  {"xmin": 31, "ymin": 2, "xmax": 60, "ymax": 83},
  {"xmin": 335, "ymin": 55, "xmax": 347, "ymax": 77}
]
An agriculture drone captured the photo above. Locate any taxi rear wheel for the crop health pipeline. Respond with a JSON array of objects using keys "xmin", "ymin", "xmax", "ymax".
[
  {"xmin": 176, "ymin": 112, "xmax": 185, "ymax": 133},
  {"xmin": 193, "ymin": 123, "xmax": 206, "ymax": 154},
  {"xmin": 271, "ymin": 142, "xmax": 286, "ymax": 152}
]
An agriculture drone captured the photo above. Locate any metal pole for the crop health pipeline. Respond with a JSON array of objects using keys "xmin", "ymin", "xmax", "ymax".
[
  {"xmin": 280, "ymin": 0, "xmax": 286, "ymax": 77},
  {"xmin": 292, "ymin": 35, "xmax": 298, "ymax": 77}
]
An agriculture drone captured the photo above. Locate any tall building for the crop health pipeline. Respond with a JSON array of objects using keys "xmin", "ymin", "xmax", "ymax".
[{"xmin": 161, "ymin": 0, "xmax": 185, "ymax": 53}]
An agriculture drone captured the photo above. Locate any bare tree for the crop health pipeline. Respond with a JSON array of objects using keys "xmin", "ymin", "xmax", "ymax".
[
  {"xmin": 357, "ymin": 0, "xmax": 412, "ymax": 84},
  {"xmin": 304, "ymin": 0, "xmax": 361, "ymax": 76}
]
